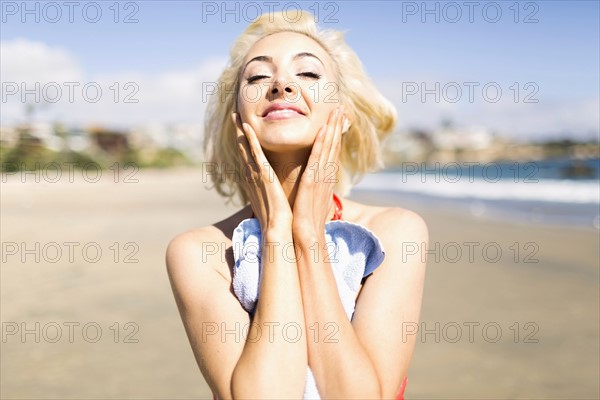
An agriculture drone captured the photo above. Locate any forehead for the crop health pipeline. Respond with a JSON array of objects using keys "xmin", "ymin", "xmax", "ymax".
[{"xmin": 244, "ymin": 31, "xmax": 336, "ymax": 74}]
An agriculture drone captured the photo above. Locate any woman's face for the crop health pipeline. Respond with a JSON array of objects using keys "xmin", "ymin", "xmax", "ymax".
[{"xmin": 236, "ymin": 31, "xmax": 340, "ymax": 153}]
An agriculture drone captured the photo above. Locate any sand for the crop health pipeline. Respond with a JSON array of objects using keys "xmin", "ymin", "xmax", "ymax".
[{"xmin": 1, "ymin": 168, "xmax": 598, "ymax": 399}]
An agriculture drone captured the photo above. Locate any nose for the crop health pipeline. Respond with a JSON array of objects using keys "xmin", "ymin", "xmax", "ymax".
[
  {"xmin": 270, "ymin": 83, "xmax": 294, "ymax": 95},
  {"xmin": 269, "ymin": 77, "xmax": 299, "ymax": 101}
]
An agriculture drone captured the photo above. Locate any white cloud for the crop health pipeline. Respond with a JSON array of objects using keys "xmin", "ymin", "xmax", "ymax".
[
  {"xmin": 376, "ymin": 77, "xmax": 600, "ymax": 141},
  {"xmin": 1, "ymin": 38, "xmax": 84, "ymax": 83},
  {"xmin": 0, "ymin": 38, "xmax": 227, "ymax": 129}
]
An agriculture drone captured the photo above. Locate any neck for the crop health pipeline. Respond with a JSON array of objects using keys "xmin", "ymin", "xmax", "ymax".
[{"xmin": 263, "ymin": 148, "xmax": 311, "ymax": 210}]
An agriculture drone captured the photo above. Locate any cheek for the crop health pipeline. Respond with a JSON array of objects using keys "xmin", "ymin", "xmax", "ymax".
[
  {"xmin": 235, "ymin": 100, "xmax": 254, "ymax": 125},
  {"xmin": 236, "ymin": 84, "xmax": 264, "ymax": 119},
  {"xmin": 310, "ymin": 104, "xmax": 337, "ymax": 129},
  {"xmin": 311, "ymin": 110, "xmax": 330, "ymax": 130},
  {"xmin": 238, "ymin": 84, "xmax": 264, "ymax": 107},
  {"xmin": 311, "ymin": 80, "xmax": 341, "ymax": 104},
  {"xmin": 303, "ymin": 82, "xmax": 339, "ymax": 124}
]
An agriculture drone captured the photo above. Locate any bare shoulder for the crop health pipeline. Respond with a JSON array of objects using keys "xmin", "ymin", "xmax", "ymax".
[
  {"xmin": 166, "ymin": 225, "xmax": 223, "ymax": 257},
  {"xmin": 166, "ymin": 207, "xmax": 251, "ymax": 283},
  {"xmin": 165, "ymin": 225, "xmax": 232, "ymax": 317},
  {"xmin": 343, "ymin": 198, "xmax": 429, "ymax": 244},
  {"xmin": 166, "ymin": 225, "xmax": 227, "ymax": 278}
]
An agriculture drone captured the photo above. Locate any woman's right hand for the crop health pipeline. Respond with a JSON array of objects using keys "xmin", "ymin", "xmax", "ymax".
[{"xmin": 232, "ymin": 113, "xmax": 293, "ymax": 231}]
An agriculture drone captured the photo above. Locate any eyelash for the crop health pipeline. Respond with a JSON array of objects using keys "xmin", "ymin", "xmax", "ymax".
[
  {"xmin": 247, "ymin": 75, "xmax": 268, "ymax": 83},
  {"xmin": 246, "ymin": 72, "xmax": 322, "ymax": 83},
  {"xmin": 299, "ymin": 72, "xmax": 322, "ymax": 80}
]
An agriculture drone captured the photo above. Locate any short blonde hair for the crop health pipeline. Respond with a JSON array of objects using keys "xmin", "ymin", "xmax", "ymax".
[{"xmin": 203, "ymin": 10, "xmax": 397, "ymax": 204}]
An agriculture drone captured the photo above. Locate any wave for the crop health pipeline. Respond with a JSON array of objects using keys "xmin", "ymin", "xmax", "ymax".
[{"xmin": 355, "ymin": 173, "xmax": 599, "ymax": 204}]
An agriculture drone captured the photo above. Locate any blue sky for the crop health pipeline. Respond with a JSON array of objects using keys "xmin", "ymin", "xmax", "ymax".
[{"xmin": 1, "ymin": 0, "xmax": 599, "ymax": 141}]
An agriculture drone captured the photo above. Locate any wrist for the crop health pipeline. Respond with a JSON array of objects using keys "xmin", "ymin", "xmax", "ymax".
[
  {"xmin": 292, "ymin": 227, "xmax": 325, "ymax": 246},
  {"xmin": 292, "ymin": 217, "xmax": 324, "ymax": 236},
  {"xmin": 263, "ymin": 220, "xmax": 293, "ymax": 239}
]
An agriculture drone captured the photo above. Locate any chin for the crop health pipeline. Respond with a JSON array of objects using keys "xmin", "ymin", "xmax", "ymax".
[
  {"xmin": 260, "ymin": 137, "xmax": 315, "ymax": 153},
  {"xmin": 257, "ymin": 125, "xmax": 316, "ymax": 150},
  {"xmin": 260, "ymin": 137, "xmax": 315, "ymax": 154}
]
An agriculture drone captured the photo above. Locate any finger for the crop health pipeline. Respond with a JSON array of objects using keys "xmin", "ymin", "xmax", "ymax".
[
  {"xmin": 329, "ymin": 106, "xmax": 341, "ymax": 136},
  {"xmin": 232, "ymin": 113, "xmax": 248, "ymax": 153},
  {"xmin": 312, "ymin": 107, "xmax": 341, "ymax": 188},
  {"xmin": 320, "ymin": 107, "xmax": 340, "ymax": 164},
  {"xmin": 233, "ymin": 114, "xmax": 263, "ymax": 190},
  {"xmin": 303, "ymin": 124, "xmax": 327, "ymax": 184},
  {"xmin": 232, "ymin": 113, "xmax": 252, "ymax": 164},
  {"xmin": 319, "ymin": 107, "xmax": 337, "ymax": 154},
  {"xmin": 308, "ymin": 107, "xmax": 335, "ymax": 168},
  {"xmin": 322, "ymin": 108, "xmax": 344, "ymax": 187},
  {"xmin": 328, "ymin": 110, "xmax": 345, "ymax": 163},
  {"xmin": 242, "ymin": 122, "xmax": 268, "ymax": 167},
  {"xmin": 335, "ymin": 104, "xmax": 344, "ymax": 131},
  {"xmin": 243, "ymin": 123, "xmax": 283, "ymax": 190},
  {"xmin": 231, "ymin": 111, "xmax": 243, "ymax": 131},
  {"xmin": 307, "ymin": 123, "xmax": 327, "ymax": 164},
  {"xmin": 327, "ymin": 128, "xmax": 343, "ymax": 169}
]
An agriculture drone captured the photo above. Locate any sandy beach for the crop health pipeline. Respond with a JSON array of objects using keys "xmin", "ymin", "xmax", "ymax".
[{"xmin": 1, "ymin": 167, "xmax": 598, "ymax": 399}]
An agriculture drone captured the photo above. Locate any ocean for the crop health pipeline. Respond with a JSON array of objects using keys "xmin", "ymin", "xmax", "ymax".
[{"xmin": 353, "ymin": 158, "xmax": 600, "ymax": 229}]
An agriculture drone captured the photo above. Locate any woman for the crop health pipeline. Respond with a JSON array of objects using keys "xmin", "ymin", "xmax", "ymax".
[{"xmin": 167, "ymin": 10, "xmax": 428, "ymax": 399}]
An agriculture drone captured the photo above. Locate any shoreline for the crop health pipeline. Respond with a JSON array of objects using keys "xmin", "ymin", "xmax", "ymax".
[{"xmin": 350, "ymin": 187, "xmax": 600, "ymax": 231}]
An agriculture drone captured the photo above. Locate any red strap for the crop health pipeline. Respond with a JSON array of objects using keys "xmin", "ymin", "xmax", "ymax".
[
  {"xmin": 331, "ymin": 193, "xmax": 343, "ymax": 221},
  {"xmin": 396, "ymin": 375, "xmax": 408, "ymax": 400}
]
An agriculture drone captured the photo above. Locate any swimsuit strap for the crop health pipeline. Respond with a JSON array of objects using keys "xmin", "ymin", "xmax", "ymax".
[
  {"xmin": 250, "ymin": 194, "xmax": 343, "ymax": 221},
  {"xmin": 332, "ymin": 193, "xmax": 343, "ymax": 221}
]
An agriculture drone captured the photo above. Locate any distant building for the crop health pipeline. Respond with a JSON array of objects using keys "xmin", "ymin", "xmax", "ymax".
[
  {"xmin": 431, "ymin": 126, "xmax": 493, "ymax": 151},
  {"xmin": 88, "ymin": 127, "xmax": 129, "ymax": 154}
]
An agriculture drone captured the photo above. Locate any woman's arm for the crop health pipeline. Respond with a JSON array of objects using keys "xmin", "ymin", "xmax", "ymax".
[
  {"xmin": 292, "ymin": 107, "xmax": 428, "ymax": 398},
  {"xmin": 167, "ymin": 115, "xmax": 311, "ymax": 398},
  {"xmin": 292, "ymin": 107, "xmax": 382, "ymax": 397},
  {"xmin": 295, "ymin": 209, "xmax": 428, "ymax": 399},
  {"xmin": 352, "ymin": 209, "xmax": 428, "ymax": 397},
  {"xmin": 167, "ymin": 224, "xmax": 308, "ymax": 399},
  {"xmin": 166, "ymin": 228, "xmax": 250, "ymax": 398},
  {"xmin": 294, "ymin": 228, "xmax": 383, "ymax": 398},
  {"xmin": 228, "ymin": 117, "xmax": 308, "ymax": 398},
  {"xmin": 231, "ymin": 223, "xmax": 308, "ymax": 398}
]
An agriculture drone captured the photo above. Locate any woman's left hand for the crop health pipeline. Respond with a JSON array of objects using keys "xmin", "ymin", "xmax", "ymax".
[{"xmin": 292, "ymin": 106, "xmax": 347, "ymax": 237}]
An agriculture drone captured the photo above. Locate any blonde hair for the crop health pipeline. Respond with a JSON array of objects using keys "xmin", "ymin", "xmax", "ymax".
[{"xmin": 203, "ymin": 10, "xmax": 397, "ymax": 204}]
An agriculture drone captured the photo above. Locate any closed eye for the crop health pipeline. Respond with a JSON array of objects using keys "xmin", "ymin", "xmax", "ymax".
[
  {"xmin": 247, "ymin": 75, "xmax": 269, "ymax": 83},
  {"xmin": 298, "ymin": 72, "xmax": 322, "ymax": 79}
]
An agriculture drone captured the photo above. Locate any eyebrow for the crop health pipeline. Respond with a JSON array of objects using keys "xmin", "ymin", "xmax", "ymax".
[{"xmin": 243, "ymin": 52, "xmax": 325, "ymax": 72}]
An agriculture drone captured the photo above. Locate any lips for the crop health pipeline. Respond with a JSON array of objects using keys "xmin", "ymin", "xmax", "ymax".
[{"xmin": 262, "ymin": 103, "xmax": 306, "ymax": 119}]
